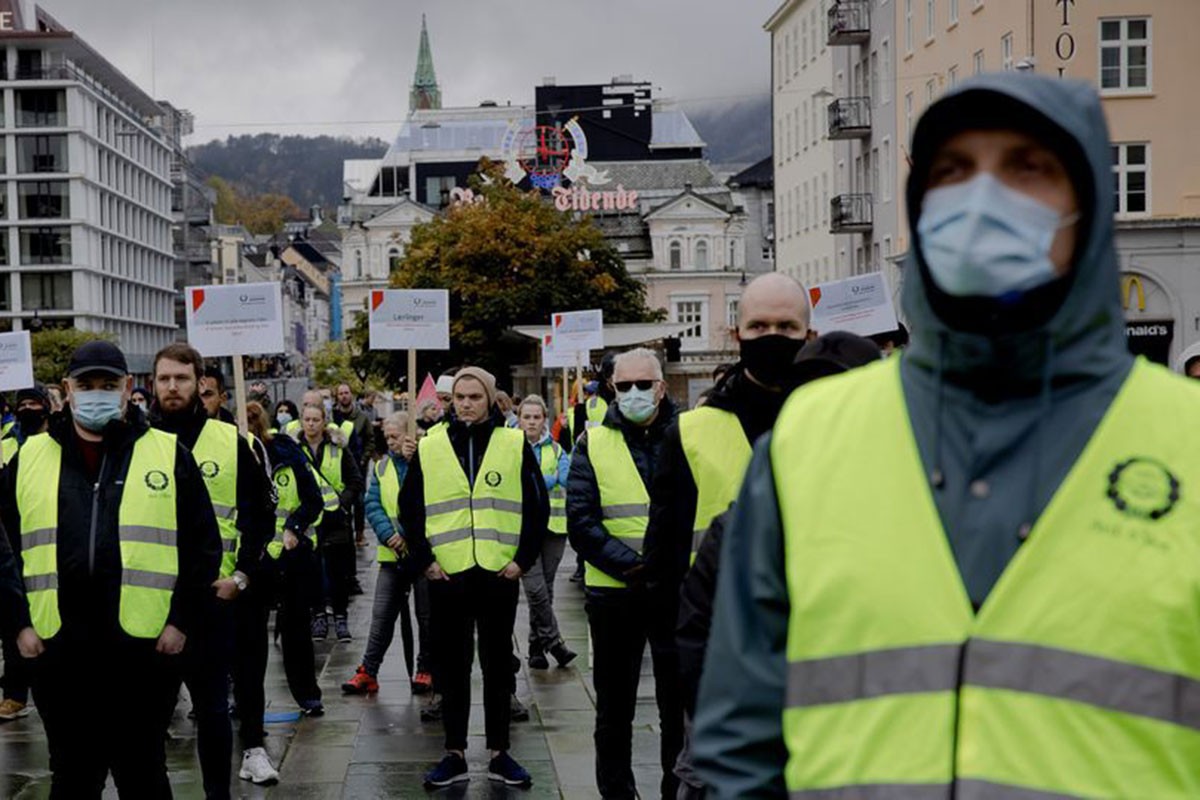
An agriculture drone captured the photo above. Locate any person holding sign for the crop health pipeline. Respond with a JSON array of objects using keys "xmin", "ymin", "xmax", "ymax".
[
  {"xmin": 298, "ymin": 402, "xmax": 363, "ymax": 644},
  {"xmin": 401, "ymin": 367, "xmax": 548, "ymax": 789},
  {"xmin": 149, "ymin": 343, "xmax": 279, "ymax": 793},
  {"xmin": 567, "ymin": 347, "xmax": 683, "ymax": 800},
  {"xmin": 0, "ymin": 340, "xmax": 222, "ymax": 798}
]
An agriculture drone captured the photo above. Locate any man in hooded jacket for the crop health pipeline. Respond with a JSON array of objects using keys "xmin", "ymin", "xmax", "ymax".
[{"xmin": 694, "ymin": 73, "xmax": 1200, "ymax": 798}]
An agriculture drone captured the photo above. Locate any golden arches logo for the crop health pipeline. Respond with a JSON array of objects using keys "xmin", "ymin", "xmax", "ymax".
[{"xmin": 1121, "ymin": 274, "xmax": 1146, "ymax": 313}]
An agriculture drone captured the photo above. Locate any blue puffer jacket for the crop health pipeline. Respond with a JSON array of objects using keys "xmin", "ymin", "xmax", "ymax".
[{"xmin": 364, "ymin": 451, "xmax": 409, "ymax": 546}]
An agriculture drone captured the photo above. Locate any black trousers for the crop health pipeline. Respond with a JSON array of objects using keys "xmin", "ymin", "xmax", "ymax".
[
  {"xmin": 232, "ymin": 582, "xmax": 270, "ymax": 749},
  {"xmin": 318, "ymin": 516, "xmax": 354, "ymax": 616},
  {"xmin": 1, "ymin": 631, "xmax": 31, "ymax": 703},
  {"xmin": 587, "ymin": 590, "xmax": 684, "ymax": 800},
  {"xmin": 167, "ymin": 596, "xmax": 235, "ymax": 800},
  {"xmin": 274, "ymin": 543, "xmax": 322, "ymax": 705},
  {"xmin": 429, "ymin": 567, "xmax": 519, "ymax": 752},
  {"xmin": 33, "ymin": 635, "xmax": 178, "ymax": 799}
]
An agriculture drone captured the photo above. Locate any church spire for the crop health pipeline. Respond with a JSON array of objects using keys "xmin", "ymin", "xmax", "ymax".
[{"xmin": 410, "ymin": 14, "xmax": 441, "ymax": 112}]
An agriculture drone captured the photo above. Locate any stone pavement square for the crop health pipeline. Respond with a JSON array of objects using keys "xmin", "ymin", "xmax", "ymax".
[{"xmin": 0, "ymin": 541, "xmax": 672, "ymax": 798}]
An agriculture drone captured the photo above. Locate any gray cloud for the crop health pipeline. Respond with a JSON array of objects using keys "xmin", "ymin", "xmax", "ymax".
[{"xmin": 42, "ymin": 0, "xmax": 780, "ymax": 144}]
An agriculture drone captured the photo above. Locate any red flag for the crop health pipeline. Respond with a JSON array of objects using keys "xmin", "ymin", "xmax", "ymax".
[{"xmin": 415, "ymin": 373, "xmax": 441, "ymax": 410}]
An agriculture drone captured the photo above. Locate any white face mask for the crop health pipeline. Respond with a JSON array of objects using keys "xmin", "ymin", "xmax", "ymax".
[
  {"xmin": 617, "ymin": 387, "xmax": 658, "ymax": 423},
  {"xmin": 918, "ymin": 172, "xmax": 1078, "ymax": 298}
]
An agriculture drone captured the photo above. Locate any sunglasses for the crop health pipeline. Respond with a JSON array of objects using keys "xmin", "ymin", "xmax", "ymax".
[{"xmin": 614, "ymin": 380, "xmax": 657, "ymax": 392}]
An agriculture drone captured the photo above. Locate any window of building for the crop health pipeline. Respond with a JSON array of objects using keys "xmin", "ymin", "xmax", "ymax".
[
  {"xmin": 786, "ymin": 112, "xmax": 793, "ymax": 160},
  {"xmin": 784, "ymin": 32, "xmax": 792, "ymax": 79},
  {"xmin": 387, "ymin": 246, "xmax": 402, "ymax": 272},
  {"xmin": 882, "ymin": 138, "xmax": 892, "ymax": 201},
  {"xmin": 1001, "ymin": 32, "xmax": 1014, "ymax": 70},
  {"xmin": 353, "ymin": 250, "xmax": 363, "ymax": 279},
  {"xmin": 695, "ymin": 240, "xmax": 709, "ymax": 270},
  {"xmin": 1112, "ymin": 143, "xmax": 1149, "ymax": 215},
  {"xmin": 905, "ymin": 0, "xmax": 913, "ymax": 52},
  {"xmin": 881, "ymin": 40, "xmax": 891, "ymax": 103},
  {"xmin": 905, "ymin": 92, "xmax": 914, "ymax": 144},
  {"xmin": 669, "ymin": 240, "xmax": 682, "ymax": 270},
  {"xmin": 948, "ymin": 64, "xmax": 959, "ymax": 89},
  {"xmin": 21, "ymin": 271, "xmax": 72, "ymax": 310},
  {"xmin": 870, "ymin": 50, "xmax": 879, "ymax": 103},
  {"xmin": 423, "ymin": 175, "xmax": 456, "ymax": 208},
  {"xmin": 728, "ymin": 239, "xmax": 737, "ymax": 269},
  {"xmin": 802, "ymin": 18, "xmax": 808, "ymax": 64},
  {"xmin": 812, "ymin": 101, "xmax": 820, "ymax": 145},
  {"xmin": 822, "ymin": 172, "xmax": 829, "ymax": 226},
  {"xmin": 19, "ymin": 181, "xmax": 69, "ymax": 219},
  {"xmin": 19, "ymin": 226, "xmax": 72, "ymax": 264},
  {"xmin": 15, "ymin": 89, "xmax": 67, "ymax": 128},
  {"xmin": 949, "ymin": 0, "xmax": 959, "ymax": 25},
  {"xmin": 727, "ymin": 297, "xmax": 740, "ymax": 329},
  {"xmin": 802, "ymin": 101, "xmax": 809, "ymax": 150},
  {"xmin": 973, "ymin": 49, "xmax": 985, "ymax": 74},
  {"xmin": 925, "ymin": 79, "xmax": 936, "ymax": 107},
  {"xmin": 673, "ymin": 299, "xmax": 707, "ymax": 346},
  {"xmin": 17, "ymin": 135, "xmax": 68, "ymax": 173},
  {"xmin": 926, "ymin": 0, "xmax": 935, "ymax": 39},
  {"xmin": 1100, "ymin": 18, "xmax": 1150, "ymax": 91},
  {"xmin": 871, "ymin": 147, "xmax": 880, "ymax": 198}
]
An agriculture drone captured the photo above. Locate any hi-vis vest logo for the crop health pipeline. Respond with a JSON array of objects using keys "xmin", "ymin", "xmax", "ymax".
[
  {"xmin": 484, "ymin": 470, "xmax": 503, "ymax": 488},
  {"xmin": 199, "ymin": 460, "xmax": 221, "ymax": 479},
  {"xmin": 144, "ymin": 470, "xmax": 170, "ymax": 492},
  {"xmin": 275, "ymin": 472, "xmax": 291, "ymax": 487},
  {"xmin": 1106, "ymin": 458, "xmax": 1180, "ymax": 521}
]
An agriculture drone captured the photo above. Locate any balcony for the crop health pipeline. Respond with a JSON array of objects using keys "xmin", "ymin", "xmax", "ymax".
[
  {"xmin": 828, "ymin": 97, "xmax": 872, "ymax": 139},
  {"xmin": 830, "ymin": 194, "xmax": 873, "ymax": 233},
  {"xmin": 828, "ymin": 0, "xmax": 871, "ymax": 45}
]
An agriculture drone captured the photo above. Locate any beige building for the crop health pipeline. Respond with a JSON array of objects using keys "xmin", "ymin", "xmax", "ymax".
[{"xmin": 893, "ymin": 0, "xmax": 1200, "ymax": 365}]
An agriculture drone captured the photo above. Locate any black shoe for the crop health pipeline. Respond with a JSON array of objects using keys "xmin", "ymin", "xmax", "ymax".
[
  {"xmin": 510, "ymin": 694, "xmax": 530, "ymax": 722},
  {"xmin": 424, "ymin": 752, "xmax": 469, "ymax": 787},
  {"xmin": 549, "ymin": 641, "xmax": 578, "ymax": 668},
  {"xmin": 487, "ymin": 752, "xmax": 532, "ymax": 786},
  {"xmin": 569, "ymin": 566, "xmax": 584, "ymax": 583},
  {"xmin": 528, "ymin": 642, "xmax": 549, "ymax": 670},
  {"xmin": 300, "ymin": 700, "xmax": 324, "ymax": 717},
  {"xmin": 349, "ymin": 579, "xmax": 364, "ymax": 597}
]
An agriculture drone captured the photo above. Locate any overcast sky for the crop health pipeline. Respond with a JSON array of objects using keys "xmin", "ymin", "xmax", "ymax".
[{"xmin": 41, "ymin": 0, "xmax": 781, "ymax": 144}]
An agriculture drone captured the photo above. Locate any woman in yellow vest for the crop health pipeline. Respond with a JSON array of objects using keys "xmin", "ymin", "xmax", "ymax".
[
  {"xmin": 695, "ymin": 73, "xmax": 1200, "ymax": 799},
  {"xmin": 342, "ymin": 412, "xmax": 434, "ymax": 697},
  {"xmin": 515, "ymin": 395, "xmax": 577, "ymax": 671},
  {"xmin": 297, "ymin": 402, "xmax": 363, "ymax": 644}
]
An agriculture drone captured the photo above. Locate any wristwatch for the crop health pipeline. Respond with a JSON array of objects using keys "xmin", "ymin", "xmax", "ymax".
[{"xmin": 231, "ymin": 572, "xmax": 249, "ymax": 592}]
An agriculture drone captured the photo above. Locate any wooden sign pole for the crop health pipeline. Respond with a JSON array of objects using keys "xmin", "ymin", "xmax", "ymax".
[
  {"xmin": 407, "ymin": 348, "xmax": 417, "ymax": 436},
  {"xmin": 232, "ymin": 354, "xmax": 248, "ymax": 436}
]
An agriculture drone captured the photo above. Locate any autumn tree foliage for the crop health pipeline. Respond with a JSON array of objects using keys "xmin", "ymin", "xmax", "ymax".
[
  {"xmin": 207, "ymin": 176, "xmax": 304, "ymax": 235},
  {"xmin": 390, "ymin": 166, "xmax": 661, "ymax": 376}
]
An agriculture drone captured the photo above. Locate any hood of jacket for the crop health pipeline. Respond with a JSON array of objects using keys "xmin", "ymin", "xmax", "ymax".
[
  {"xmin": 268, "ymin": 430, "xmax": 309, "ymax": 472},
  {"xmin": 902, "ymin": 73, "xmax": 1132, "ymax": 399}
]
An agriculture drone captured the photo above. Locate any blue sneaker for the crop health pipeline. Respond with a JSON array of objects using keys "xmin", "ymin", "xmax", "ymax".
[
  {"xmin": 299, "ymin": 699, "xmax": 324, "ymax": 717},
  {"xmin": 487, "ymin": 752, "xmax": 532, "ymax": 786},
  {"xmin": 424, "ymin": 752, "xmax": 469, "ymax": 787}
]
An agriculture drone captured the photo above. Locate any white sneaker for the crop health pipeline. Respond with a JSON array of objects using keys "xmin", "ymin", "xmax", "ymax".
[{"xmin": 239, "ymin": 747, "xmax": 280, "ymax": 785}]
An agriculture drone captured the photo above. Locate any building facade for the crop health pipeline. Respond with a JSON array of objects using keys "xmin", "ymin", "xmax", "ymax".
[
  {"xmin": 1, "ymin": 1, "xmax": 177, "ymax": 371},
  {"xmin": 892, "ymin": 0, "xmax": 1200, "ymax": 365}
]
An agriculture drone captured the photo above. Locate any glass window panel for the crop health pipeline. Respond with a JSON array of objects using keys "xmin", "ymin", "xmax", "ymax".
[
  {"xmin": 1128, "ymin": 19, "xmax": 1147, "ymax": 40},
  {"xmin": 1127, "ymin": 192, "xmax": 1146, "ymax": 213},
  {"xmin": 1101, "ymin": 20, "xmax": 1121, "ymax": 40},
  {"xmin": 1127, "ymin": 145, "xmax": 1146, "ymax": 164},
  {"xmin": 1127, "ymin": 173, "xmax": 1146, "ymax": 192}
]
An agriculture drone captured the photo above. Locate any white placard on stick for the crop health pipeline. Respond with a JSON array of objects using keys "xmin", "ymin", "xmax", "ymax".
[
  {"xmin": 808, "ymin": 272, "xmax": 899, "ymax": 338},
  {"xmin": 369, "ymin": 289, "xmax": 450, "ymax": 351},
  {"xmin": 541, "ymin": 333, "xmax": 583, "ymax": 370},
  {"xmin": 185, "ymin": 283, "xmax": 285, "ymax": 357},
  {"xmin": 551, "ymin": 309, "xmax": 604, "ymax": 352},
  {"xmin": 0, "ymin": 331, "xmax": 34, "ymax": 393}
]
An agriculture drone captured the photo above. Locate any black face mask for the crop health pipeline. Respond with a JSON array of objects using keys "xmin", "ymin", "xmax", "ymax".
[
  {"xmin": 16, "ymin": 408, "xmax": 47, "ymax": 434},
  {"xmin": 740, "ymin": 334, "xmax": 808, "ymax": 388}
]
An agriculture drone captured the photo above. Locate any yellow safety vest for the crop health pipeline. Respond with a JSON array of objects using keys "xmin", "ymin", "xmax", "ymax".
[
  {"xmin": 427, "ymin": 420, "xmax": 448, "ymax": 438},
  {"xmin": 537, "ymin": 440, "xmax": 567, "ymax": 535},
  {"xmin": 302, "ymin": 440, "xmax": 343, "ymax": 510},
  {"xmin": 583, "ymin": 425, "xmax": 648, "ymax": 589},
  {"xmin": 192, "ymin": 419, "xmax": 240, "ymax": 578},
  {"xmin": 335, "ymin": 419, "xmax": 354, "ymax": 442},
  {"xmin": 269, "ymin": 463, "xmax": 322, "ymax": 559},
  {"xmin": 375, "ymin": 457, "xmax": 402, "ymax": 565},
  {"xmin": 679, "ymin": 406, "xmax": 751, "ymax": 564},
  {"xmin": 420, "ymin": 427, "xmax": 524, "ymax": 574},
  {"xmin": 283, "ymin": 419, "xmax": 301, "ymax": 439},
  {"xmin": 17, "ymin": 429, "xmax": 180, "ymax": 640},
  {"xmin": 773, "ymin": 357, "xmax": 1200, "ymax": 798},
  {"xmin": 1, "ymin": 436, "xmax": 17, "ymax": 466}
]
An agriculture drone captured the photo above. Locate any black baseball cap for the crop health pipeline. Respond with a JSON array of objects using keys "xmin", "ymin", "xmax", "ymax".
[
  {"xmin": 793, "ymin": 331, "xmax": 882, "ymax": 384},
  {"xmin": 67, "ymin": 340, "xmax": 129, "ymax": 379},
  {"xmin": 16, "ymin": 382, "xmax": 51, "ymax": 408}
]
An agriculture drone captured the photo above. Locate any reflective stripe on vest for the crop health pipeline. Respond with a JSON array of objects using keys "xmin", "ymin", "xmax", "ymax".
[
  {"xmin": 302, "ymin": 441, "xmax": 343, "ymax": 510},
  {"xmin": 538, "ymin": 440, "xmax": 567, "ymax": 535},
  {"xmin": 375, "ymin": 457, "xmax": 402, "ymax": 564},
  {"xmin": 679, "ymin": 406, "xmax": 751, "ymax": 563},
  {"xmin": 584, "ymin": 425, "xmax": 648, "ymax": 589},
  {"xmin": 17, "ymin": 430, "xmax": 180, "ymax": 640},
  {"xmin": 420, "ymin": 427, "xmax": 524, "ymax": 574},
  {"xmin": 586, "ymin": 396, "xmax": 607, "ymax": 428},
  {"xmin": 192, "ymin": 419, "xmax": 240, "ymax": 578},
  {"xmin": 773, "ymin": 357, "xmax": 1200, "ymax": 798},
  {"xmin": 269, "ymin": 464, "xmax": 319, "ymax": 558}
]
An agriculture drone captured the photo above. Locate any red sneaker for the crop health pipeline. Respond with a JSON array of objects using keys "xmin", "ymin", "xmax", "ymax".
[
  {"xmin": 412, "ymin": 671, "xmax": 434, "ymax": 695},
  {"xmin": 341, "ymin": 665, "xmax": 379, "ymax": 695}
]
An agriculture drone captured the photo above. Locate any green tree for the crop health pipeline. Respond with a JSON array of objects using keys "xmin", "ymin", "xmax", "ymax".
[
  {"xmin": 206, "ymin": 176, "xmax": 303, "ymax": 235},
  {"xmin": 390, "ymin": 164, "xmax": 661, "ymax": 376},
  {"xmin": 31, "ymin": 328, "xmax": 112, "ymax": 385}
]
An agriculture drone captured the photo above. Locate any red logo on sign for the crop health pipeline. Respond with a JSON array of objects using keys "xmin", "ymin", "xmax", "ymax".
[
  {"xmin": 554, "ymin": 314, "xmax": 563, "ymax": 327},
  {"xmin": 191, "ymin": 289, "xmax": 206, "ymax": 312},
  {"xmin": 371, "ymin": 291, "xmax": 384, "ymax": 311},
  {"xmin": 809, "ymin": 287, "xmax": 822, "ymax": 307}
]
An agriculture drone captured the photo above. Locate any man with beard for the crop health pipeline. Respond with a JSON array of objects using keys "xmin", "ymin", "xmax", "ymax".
[{"xmin": 152, "ymin": 343, "xmax": 277, "ymax": 794}]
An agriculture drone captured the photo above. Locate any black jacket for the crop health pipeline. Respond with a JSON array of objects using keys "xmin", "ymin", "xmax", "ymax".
[
  {"xmin": 0, "ymin": 518, "xmax": 25, "ymax": 640},
  {"xmin": 401, "ymin": 409, "xmax": 548, "ymax": 573},
  {"xmin": 150, "ymin": 403, "xmax": 274, "ymax": 579},
  {"xmin": 0, "ymin": 407, "xmax": 222, "ymax": 643},
  {"xmin": 677, "ymin": 508, "xmax": 727, "ymax": 715},
  {"xmin": 644, "ymin": 367, "xmax": 790, "ymax": 599},
  {"xmin": 267, "ymin": 434, "xmax": 324, "ymax": 536},
  {"xmin": 567, "ymin": 397, "xmax": 678, "ymax": 595}
]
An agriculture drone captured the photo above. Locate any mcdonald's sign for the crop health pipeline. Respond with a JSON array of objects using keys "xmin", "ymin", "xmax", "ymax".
[{"xmin": 1121, "ymin": 274, "xmax": 1147, "ymax": 313}]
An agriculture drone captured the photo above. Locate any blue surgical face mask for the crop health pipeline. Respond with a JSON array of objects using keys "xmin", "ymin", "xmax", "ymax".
[
  {"xmin": 72, "ymin": 390, "xmax": 125, "ymax": 432},
  {"xmin": 917, "ymin": 172, "xmax": 1078, "ymax": 298},
  {"xmin": 617, "ymin": 387, "xmax": 658, "ymax": 424},
  {"xmin": 276, "ymin": 412, "xmax": 292, "ymax": 426}
]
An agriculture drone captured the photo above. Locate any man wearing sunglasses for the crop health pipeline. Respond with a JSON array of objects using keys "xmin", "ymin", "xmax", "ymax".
[{"xmin": 567, "ymin": 347, "xmax": 682, "ymax": 799}]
